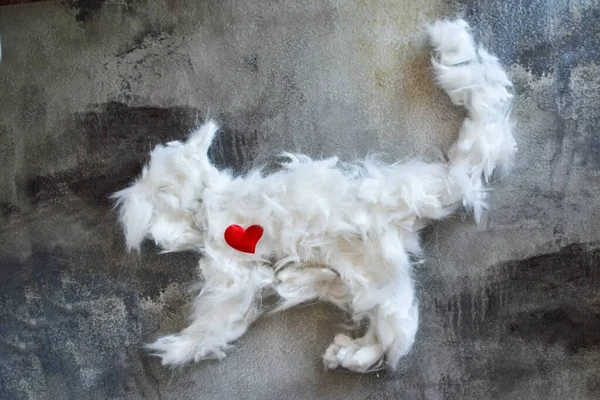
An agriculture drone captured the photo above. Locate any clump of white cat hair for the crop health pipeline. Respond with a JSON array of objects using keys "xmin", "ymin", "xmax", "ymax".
[{"xmin": 112, "ymin": 18, "xmax": 516, "ymax": 372}]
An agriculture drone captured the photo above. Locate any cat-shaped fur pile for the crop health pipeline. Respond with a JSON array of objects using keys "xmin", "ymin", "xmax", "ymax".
[{"xmin": 113, "ymin": 19, "xmax": 516, "ymax": 372}]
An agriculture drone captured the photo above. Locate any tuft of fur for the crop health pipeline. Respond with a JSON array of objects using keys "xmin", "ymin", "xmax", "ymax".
[{"xmin": 113, "ymin": 19, "xmax": 516, "ymax": 372}]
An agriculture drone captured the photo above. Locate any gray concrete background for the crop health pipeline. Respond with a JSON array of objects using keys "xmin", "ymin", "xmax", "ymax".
[{"xmin": 1, "ymin": 0, "xmax": 599, "ymax": 399}]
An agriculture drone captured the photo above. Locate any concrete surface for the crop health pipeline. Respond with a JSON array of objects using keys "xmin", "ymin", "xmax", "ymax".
[{"xmin": 1, "ymin": 0, "xmax": 599, "ymax": 399}]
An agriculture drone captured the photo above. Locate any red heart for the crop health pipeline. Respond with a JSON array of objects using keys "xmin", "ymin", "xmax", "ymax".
[{"xmin": 224, "ymin": 224, "xmax": 264, "ymax": 254}]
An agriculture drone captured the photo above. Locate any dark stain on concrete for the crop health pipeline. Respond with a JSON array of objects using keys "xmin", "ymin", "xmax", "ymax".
[
  {"xmin": 18, "ymin": 102, "xmax": 266, "ymax": 205},
  {"xmin": 510, "ymin": 308, "xmax": 600, "ymax": 354},
  {"xmin": 65, "ymin": 0, "xmax": 106, "ymax": 22},
  {"xmin": 426, "ymin": 242, "xmax": 600, "ymax": 398},
  {"xmin": 25, "ymin": 162, "xmax": 144, "ymax": 206},
  {"xmin": 208, "ymin": 126, "xmax": 262, "ymax": 175},
  {"xmin": 1, "ymin": 202, "xmax": 20, "ymax": 217},
  {"xmin": 244, "ymin": 54, "xmax": 260, "ymax": 74},
  {"xmin": 502, "ymin": 244, "xmax": 600, "ymax": 353},
  {"xmin": 117, "ymin": 27, "xmax": 176, "ymax": 58},
  {"xmin": 20, "ymin": 85, "xmax": 47, "ymax": 131},
  {"xmin": 22, "ymin": 102, "xmax": 195, "ymax": 205},
  {"xmin": 64, "ymin": 0, "xmax": 136, "ymax": 22}
]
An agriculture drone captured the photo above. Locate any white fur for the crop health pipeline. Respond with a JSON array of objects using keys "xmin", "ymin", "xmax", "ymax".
[{"xmin": 112, "ymin": 19, "xmax": 516, "ymax": 373}]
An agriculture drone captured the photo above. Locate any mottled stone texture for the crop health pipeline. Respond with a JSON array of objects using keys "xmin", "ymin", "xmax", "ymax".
[{"xmin": 1, "ymin": 0, "xmax": 599, "ymax": 399}]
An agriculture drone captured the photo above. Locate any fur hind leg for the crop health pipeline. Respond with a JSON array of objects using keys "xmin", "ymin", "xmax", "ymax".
[{"xmin": 323, "ymin": 270, "xmax": 418, "ymax": 372}]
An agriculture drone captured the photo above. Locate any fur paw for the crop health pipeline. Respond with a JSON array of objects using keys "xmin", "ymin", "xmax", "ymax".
[
  {"xmin": 146, "ymin": 334, "xmax": 227, "ymax": 366},
  {"xmin": 323, "ymin": 334, "xmax": 384, "ymax": 372}
]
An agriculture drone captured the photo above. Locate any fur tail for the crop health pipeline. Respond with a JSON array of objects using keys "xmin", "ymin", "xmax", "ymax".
[
  {"xmin": 111, "ymin": 121, "xmax": 220, "ymax": 252},
  {"xmin": 429, "ymin": 19, "xmax": 517, "ymax": 222}
]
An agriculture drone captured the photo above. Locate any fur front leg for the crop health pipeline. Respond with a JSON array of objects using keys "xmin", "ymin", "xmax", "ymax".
[{"xmin": 147, "ymin": 255, "xmax": 274, "ymax": 366}]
